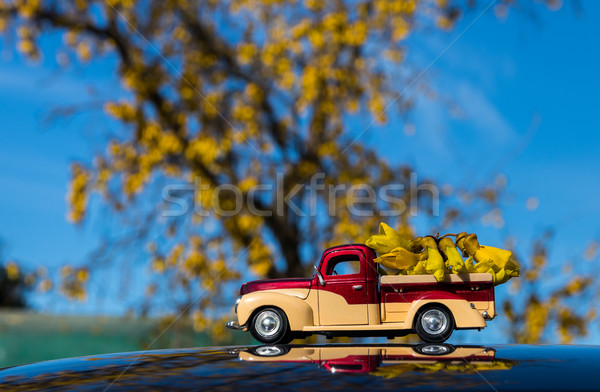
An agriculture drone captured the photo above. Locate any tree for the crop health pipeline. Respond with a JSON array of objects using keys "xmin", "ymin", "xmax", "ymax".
[
  {"xmin": 0, "ymin": 264, "xmax": 28, "ymax": 308},
  {"xmin": 1, "ymin": 0, "xmax": 592, "ymax": 343},
  {"xmin": 0, "ymin": 240, "xmax": 33, "ymax": 308},
  {"xmin": 503, "ymin": 231, "xmax": 597, "ymax": 344}
]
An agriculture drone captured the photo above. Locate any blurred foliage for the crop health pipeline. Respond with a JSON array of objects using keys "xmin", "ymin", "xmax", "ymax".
[
  {"xmin": 503, "ymin": 231, "xmax": 597, "ymax": 344},
  {"xmin": 0, "ymin": 241, "xmax": 31, "ymax": 308},
  {"xmin": 0, "ymin": 0, "xmax": 594, "ymax": 345},
  {"xmin": 0, "ymin": 262, "xmax": 28, "ymax": 308}
]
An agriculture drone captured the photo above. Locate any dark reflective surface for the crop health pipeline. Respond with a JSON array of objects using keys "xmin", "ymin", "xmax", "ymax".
[{"xmin": 0, "ymin": 344, "xmax": 598, "ymax": 391}]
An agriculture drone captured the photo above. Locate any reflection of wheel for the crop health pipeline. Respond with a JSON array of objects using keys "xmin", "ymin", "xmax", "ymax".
[
  {"xmin": 414, "ymin": 343, "xmax": 455, "ymax": 356},
  {"xmin": 415, "ymin": 306, "xmax": 454, "ymax": 343},
  {"xmin": 250, "ymin": 307, "xmax": 292, "ymax": 344},
  {"xmin": 250, "ymin": 345, "xmax": 291, "ymax": 357}
]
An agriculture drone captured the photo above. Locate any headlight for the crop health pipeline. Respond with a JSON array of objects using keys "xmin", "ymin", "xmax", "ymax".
[{"xmin": 234, "ymin": 296, "xmax": 241, "ymax": 313}]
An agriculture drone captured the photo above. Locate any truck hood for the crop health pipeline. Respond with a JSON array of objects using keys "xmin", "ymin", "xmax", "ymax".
[{"xmin": 240, "ymin": 277, "xmax": 312, "ymax": 296}]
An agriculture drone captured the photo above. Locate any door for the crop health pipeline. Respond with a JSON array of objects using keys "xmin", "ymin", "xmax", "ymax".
[
  {"xmin": 319, "ymin": 347, "xmax": 379, "ymax": 373},
  {"xmin": 318, "ymin": 250, "xmax": 368, "ymax": 325}
]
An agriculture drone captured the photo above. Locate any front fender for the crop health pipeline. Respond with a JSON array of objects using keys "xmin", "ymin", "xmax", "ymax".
[
  {"xmin": 405, "ymin": 292, "xmax": 487, "ymax": 329},
  {"xmin": 237, "ymin": 291, "xmax": 314, "ymax": 331}
]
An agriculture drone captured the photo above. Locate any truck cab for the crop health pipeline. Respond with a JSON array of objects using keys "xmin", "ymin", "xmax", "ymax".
[{"xmin": 227, "ymin": 244, "xmax": 495, "ymax": 344}]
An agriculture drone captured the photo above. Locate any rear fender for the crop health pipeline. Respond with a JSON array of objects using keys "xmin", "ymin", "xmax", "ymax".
[
  {"xmin": 237, "ymin": 291, "xmax": 314, "ymax": 331},
  {"xmin": 405, "ymin": 291, "xmax": 487, "ymax": 329}
]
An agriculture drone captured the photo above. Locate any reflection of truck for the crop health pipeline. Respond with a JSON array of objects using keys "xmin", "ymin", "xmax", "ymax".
[
  {"xmin": 226, "ymin": 244, "xmax": 495, "ymax": 344},
  {"xmin": 238, "ymin": 344, "xmax": 498, "ymax": 374}
]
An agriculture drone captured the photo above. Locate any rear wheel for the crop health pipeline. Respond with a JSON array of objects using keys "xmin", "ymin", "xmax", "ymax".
[
  {"xmin": 414, "ymin": 343, "xmax": 455, "ymax": 356},
  {"xmin": 415, "ymin": 306, "xmax": 454, "ymax": 343},
  {"xmin": 250, "ymin": 307, "xmax": 292, "ymax": 344},
  {"xmin": 250, "ymin": 345, "xmax": 290, "ymax": 357}
]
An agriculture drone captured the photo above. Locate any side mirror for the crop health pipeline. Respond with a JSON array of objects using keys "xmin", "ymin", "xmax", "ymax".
[{"xmin": 314, "ymin": 266, "xmax": 326, "ymax": 286}]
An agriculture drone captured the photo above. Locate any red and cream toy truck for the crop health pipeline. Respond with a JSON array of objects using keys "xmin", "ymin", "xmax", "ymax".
[
  {"xmin": 226, "ymin": 244, "xmax": 495, "ymax": 344},
  {"xmin": 238, "ymin": 344, "xmax": 500, "ymax": 374}
]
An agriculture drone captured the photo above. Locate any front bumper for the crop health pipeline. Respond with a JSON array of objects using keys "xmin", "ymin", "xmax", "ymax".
[
  {"xmin": 225, "ymin": 321, "xmax": 245, "ymax": 330},
  {"xmin": 482, "ymin": 311, "xmax": 496, "ymax": 320}
]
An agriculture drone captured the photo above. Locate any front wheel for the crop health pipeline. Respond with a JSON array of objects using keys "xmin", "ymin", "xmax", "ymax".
[
  {"xmin": 250, "ymin": 307, "xmax": 292, "ymax": 344},
  {"xmin": 415, "ymin": 306, "xmax": 454, "ymax": 343}
]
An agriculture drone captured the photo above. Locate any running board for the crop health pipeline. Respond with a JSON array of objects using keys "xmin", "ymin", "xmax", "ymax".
[{"xmin": 302, "ymin": 322, "xmax": 408, "ymax": 332}]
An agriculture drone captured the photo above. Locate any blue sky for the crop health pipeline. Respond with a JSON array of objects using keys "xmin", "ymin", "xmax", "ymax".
[{"xmin": 0, "ymin": 2, "xmax": 599, "ymax": 341}]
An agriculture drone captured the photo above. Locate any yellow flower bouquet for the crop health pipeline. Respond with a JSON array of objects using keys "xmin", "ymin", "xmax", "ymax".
[{"xmin": 365, "ymin": 223, "xmax": 520, "ymax": 286}]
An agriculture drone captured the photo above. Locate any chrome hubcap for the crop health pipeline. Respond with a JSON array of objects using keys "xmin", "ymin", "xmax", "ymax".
[
  {"xmin": 420, "ymin": 344, "xmax": 450, "ymax": 355},
  {"xmin": 255, "ymin": 346, "xmax": 284, "ymax": 356},
  {"xmin": 421, "ymin": 309, "xmax": 448, "ymax": 335},
  {"xmin": 254, "ymin": 310, "xmax": 281, "ymax": 338}
]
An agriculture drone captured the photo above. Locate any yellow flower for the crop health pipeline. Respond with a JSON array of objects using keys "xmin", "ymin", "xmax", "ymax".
[
  {"xmin": 5, "ymin": 262, "xmax": 19, "ymax": 280},
  {"xmin": 152, "ymin": 257, "xmax": 166, "ymax": 273},
  {"xmin": 76, "ymin": 269, "xmax": 89, "ymax": 282},
  {"xmin": 374, "ymin": 247, "xmax": 419, "ymax": 270},
  {"xmin": 365, "ymin": 222, "xmax": 410, "ymax": 254},
  {"xmin": 458, "ymin": 233, "xmax": 521, "ymax": 285}
]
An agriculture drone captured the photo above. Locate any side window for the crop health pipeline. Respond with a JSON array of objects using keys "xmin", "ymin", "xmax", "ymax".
[{"xmin": 326, "ymin": 254, "xmax": 361, "ymax": 276}]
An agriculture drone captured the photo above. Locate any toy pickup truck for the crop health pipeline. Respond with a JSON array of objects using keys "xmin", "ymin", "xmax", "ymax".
[
  {"xmin": 238, "ymin": 344, "xmax": 499, "ymax": 374},
  {"xmin": 226, "ymin": 244, "xmax": 495, "ymax": 344}
]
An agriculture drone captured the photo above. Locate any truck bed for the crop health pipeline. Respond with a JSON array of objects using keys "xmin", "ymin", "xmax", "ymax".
[
  {"xmin": 380, "ymin": 273, "xmax": 493, "ymax": 285},
  {"xmin": 379, "ymin": 273, "xmax": 494, "ymax": 324}
]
